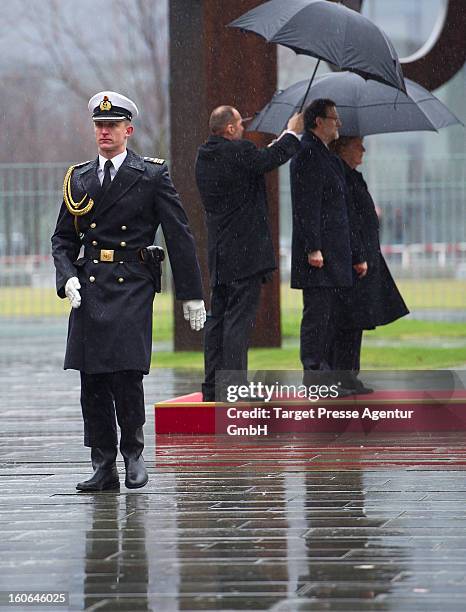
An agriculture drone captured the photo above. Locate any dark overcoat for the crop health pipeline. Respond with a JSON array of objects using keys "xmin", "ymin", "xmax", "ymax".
[
  {"xmin": 343, "ymin": 163, "xmax": 409, "ymax": 329},
  {"xmin": 195, "ymin": 133, "xmax": 300, "ymax": 287},
  {"xmin": 51, "ymin": 149, "xmax": 203, "ymax": 374},
  {"xmin": 290, "ymin": 132, "xmax": 359, "ymax": 289}
]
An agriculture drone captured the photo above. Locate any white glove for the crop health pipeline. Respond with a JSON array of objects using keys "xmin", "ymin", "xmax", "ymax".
[
  {"xmin": 182, "ymin": 300, "xmax": 206, "ymax": 331},
  {"xmin": 65, "ymin": 277, "xmax": 81, "ymax": 309}
]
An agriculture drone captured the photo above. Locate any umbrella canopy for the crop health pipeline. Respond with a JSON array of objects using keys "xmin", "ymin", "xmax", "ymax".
[
  {"xmin": 229, "ymin": 0, "xmax": 406, "ymax": 94},
  {"xmin": 248, "ymin": 72, "xmax": 463, "ymax": 137}
]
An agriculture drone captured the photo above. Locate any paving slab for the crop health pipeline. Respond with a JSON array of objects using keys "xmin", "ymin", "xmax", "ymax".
[{"xmin": 1, "ymin": 319, "xmax": 466, "ymax": 611}]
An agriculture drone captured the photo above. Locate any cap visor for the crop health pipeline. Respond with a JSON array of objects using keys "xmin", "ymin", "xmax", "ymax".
[{"xmin": 93, "ymin": 115, "xmax": 129, "ymax": 122}]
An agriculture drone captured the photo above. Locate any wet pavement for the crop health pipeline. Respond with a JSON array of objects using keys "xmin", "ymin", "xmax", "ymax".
[{"xmin": 1, "ymin": 320, "xmax": 466, "ymax": 610}]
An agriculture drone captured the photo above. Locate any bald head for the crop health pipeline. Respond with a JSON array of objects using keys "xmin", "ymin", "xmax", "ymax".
[{"xmin": 209, "ymin": 105, "xmax": 244, "ymax": 140}]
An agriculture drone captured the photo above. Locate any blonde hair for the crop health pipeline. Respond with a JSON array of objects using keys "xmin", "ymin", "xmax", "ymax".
[{"xmin": 329, "ymin": 136, "xmax": 356, "ymax": 155}]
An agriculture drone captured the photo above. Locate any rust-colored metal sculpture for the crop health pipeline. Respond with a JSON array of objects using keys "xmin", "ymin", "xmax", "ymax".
[
  {"xmin": 169, "ymin": 0, "xmax": 280, "ymax": 350},
  {"xmin": 339, "ymin": 0, "xmax": 465, "ymax": 90}
]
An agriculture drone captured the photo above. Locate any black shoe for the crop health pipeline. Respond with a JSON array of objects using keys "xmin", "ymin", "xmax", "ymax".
[
  {"xmin": 352, "ymin": 380, "xmax": 374, "ymax": 395},
  {"xmin": 124, "ymin": 455, "xmax": 149, "ymax": 489},
  {"xmin": 76, "ymin": 447, "xmax": 119, "ymax": 492},
  {"xmin": 336, "ymin": 386, "xmax": 355, "ymax": 398}
]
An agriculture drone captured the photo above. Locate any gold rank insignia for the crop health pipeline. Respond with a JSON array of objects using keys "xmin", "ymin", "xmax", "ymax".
[
  {"xmin": 144, "ymin": 157, "xmax": 165, "ymax": 165},
  {"xmin": 100, "ymin": 95, "xmax": 112, "ymax": 111}
]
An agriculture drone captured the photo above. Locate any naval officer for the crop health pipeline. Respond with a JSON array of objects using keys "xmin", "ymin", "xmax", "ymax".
[{"xmin": 52, "ymin": 91, "xmax": 205, "ymax": 491}]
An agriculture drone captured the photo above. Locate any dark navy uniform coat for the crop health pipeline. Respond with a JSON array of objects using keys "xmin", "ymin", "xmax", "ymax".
[
  {"xmin": 342, "ymin": 162, "xmax": 409, "ymax": 329},
  {"xmin": 51, "ymin": 149, "xmax": 203, "ymax": 374},
  {"xmin": 195, "ymin": 133, "xmax": 300, "ymax": 287},
  {"xmin": 290, "ymin": 132, "xmax": 355, "ymax": 289}
]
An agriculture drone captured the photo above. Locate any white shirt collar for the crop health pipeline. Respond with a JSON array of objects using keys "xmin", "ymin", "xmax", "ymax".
[{"xmin": 98, "ymin": 149, "xmax": 127, "ymax": 175}]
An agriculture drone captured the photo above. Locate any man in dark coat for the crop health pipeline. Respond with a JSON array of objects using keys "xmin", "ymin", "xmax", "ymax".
[
  {"xmin": 195, "ymin": 105, "xmax": 303, "ymax": 401},
  {"xmin": 329, "ymin": 136, "xmax": 409, "ymax": 389},
  {"xmin": 290, "ymin": 99, "xmax": 367, "ymax": 388},
  {"xmin": 51, "ymin": 91, "xmax": 205, "ymax": 491}
]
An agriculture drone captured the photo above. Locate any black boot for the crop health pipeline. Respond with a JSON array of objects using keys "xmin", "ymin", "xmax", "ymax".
[
  {"xmin": 121, "ymin": 427, "xmax": 148, "ymax": 489},
  {"xmin": 76, "ymin": 447, "xmax": 119, "ymax": 492}
]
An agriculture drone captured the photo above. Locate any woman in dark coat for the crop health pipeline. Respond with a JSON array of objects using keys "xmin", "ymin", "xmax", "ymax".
[{"xmin": 329, "ymin": 137, "xmax": 409, "ymax": 391}]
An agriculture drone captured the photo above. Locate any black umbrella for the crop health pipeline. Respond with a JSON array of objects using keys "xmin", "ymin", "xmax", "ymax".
[
  {"xmin": 247, "ymin": 72, "xmax": 463, "ymax": 136},
  {"xmin": 229, "ymin": 0, "xmax": 407, "ymax": 104}
]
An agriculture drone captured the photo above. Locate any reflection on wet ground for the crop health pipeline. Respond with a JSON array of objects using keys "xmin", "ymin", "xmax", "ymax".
[{"xmin": 1, "ymin": 322, "xmax": 466, "ymax": 610}]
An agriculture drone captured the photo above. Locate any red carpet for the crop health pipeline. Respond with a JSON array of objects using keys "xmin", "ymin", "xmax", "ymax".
[{"xmin": 155, "ymin": 390, "xmax": 466, "ymax": 434}]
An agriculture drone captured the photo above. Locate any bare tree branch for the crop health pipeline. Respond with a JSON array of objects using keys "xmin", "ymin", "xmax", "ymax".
[{"xmin": 15, "ymin": 0, "xmax": 169, "ymax": 155}]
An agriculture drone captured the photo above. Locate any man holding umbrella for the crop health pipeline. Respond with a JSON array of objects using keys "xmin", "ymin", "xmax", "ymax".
[
  {"xmin": 290, "ymin": 99, "xmax": 367, "ymax": 388},
  {"xmin": 196, "ymin": 105, "xmax": 303, "ymax": 401}
]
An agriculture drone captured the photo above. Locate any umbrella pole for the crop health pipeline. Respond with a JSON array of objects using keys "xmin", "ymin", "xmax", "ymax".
[{"xmin": 298, "ymin": 59, "xmax": 321, "ymax": 112}]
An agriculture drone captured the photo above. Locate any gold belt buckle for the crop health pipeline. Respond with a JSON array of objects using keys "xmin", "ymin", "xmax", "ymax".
[{"xmin": 100, "ymin": 249, "xmax": 114, "ymax": 262}]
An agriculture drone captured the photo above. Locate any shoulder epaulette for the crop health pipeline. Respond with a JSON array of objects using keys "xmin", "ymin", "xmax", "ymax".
[
  {"xmin": 73, "ymin": 159, "xmax": 92, "ymax": 169},
  {"xmin": 144, "ymin": 156, "xmax": 165, "ymax": 165}
]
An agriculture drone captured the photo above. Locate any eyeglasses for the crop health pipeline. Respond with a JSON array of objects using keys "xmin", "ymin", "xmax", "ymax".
[{"xmin": 324, "ymin": 115, "xmax": 340, "ymax": 122}]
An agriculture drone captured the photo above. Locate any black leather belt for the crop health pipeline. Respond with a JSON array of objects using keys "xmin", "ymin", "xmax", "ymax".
[{"xmin": 84, "ymin": 247, "xmax": 142, "ymax": 262}]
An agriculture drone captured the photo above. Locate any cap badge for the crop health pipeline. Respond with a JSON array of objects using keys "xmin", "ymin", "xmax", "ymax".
[{"xmin": 99, "ymin": 96, "xmax": 112, "ymax": 112}]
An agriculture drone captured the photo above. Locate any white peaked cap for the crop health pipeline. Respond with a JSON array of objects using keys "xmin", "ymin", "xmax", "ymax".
[{"xmin": 88, "ymin": 91, "xmax": 139, "ymax": 121}]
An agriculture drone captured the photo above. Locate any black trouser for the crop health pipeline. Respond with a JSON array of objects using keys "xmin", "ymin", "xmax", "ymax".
[
  {"xmin": 202, "ymin": 275, "xmax": 262, "ymax": 401},
  {"xmin": 80, "ymin": 370, "xmax": 146, "ymax": 451},
  {"xmin": 329, "ymin": 328, "xmax": 363, "ymax": 373},
  {"xmin": 300, "ymin": 287, "xmax": 347, "ymax": 371}
]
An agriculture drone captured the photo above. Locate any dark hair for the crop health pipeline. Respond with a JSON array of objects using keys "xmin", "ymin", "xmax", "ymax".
[
  {"xmin": 303, "ymin": 98, "xmax": 336, "ymax": 132},
  {"xmin": 209, "ymin": 106, "xmax": 237, "ymax": 135},
  {"xmin": 329, "ymin": 136, "xmax": 355, "ymax": 155}
]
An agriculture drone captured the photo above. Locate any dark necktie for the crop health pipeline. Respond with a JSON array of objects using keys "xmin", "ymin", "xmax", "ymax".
[{"xmin": 101, "ymin": 159, "xmax": 113, "ymax": 193}]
